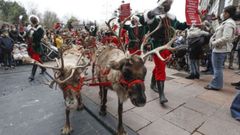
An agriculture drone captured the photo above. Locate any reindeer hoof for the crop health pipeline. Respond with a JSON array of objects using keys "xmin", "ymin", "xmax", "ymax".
[
  {"xmin": 77, "ymin": 103, "xmax": 84, "ymax": 111},
  {"xmin": 99, "ymin": 110, "xmax": 107, "ymax": 116},
  {"xmin": 61, "ymin": 125, "xmax": 73, "ymax": 135}
]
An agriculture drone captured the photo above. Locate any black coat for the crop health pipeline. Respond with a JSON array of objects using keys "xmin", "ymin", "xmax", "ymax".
[
  {"xmin": 0, "ymin": 36, "xmax": 14, "ymax": 51},
  {"xmin": 188, "ymin": 36, "xmax": 206, "ymax": 59}
]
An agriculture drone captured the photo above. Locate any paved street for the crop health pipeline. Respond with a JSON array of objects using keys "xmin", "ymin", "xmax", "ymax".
[
  {"xmin": 0, "ymin": 66, "xmax": 113, "ymax": 135},
  {"xmin": 82, "ymin": 61, "xmax": 240, "ymax": 135},
  {"xmin": 0, "ymin": 61, "xmax": 239, "ymax": 135}
]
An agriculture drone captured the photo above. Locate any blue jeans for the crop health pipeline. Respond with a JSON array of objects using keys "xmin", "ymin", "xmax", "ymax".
[
  {"xmin": 189, "ymin": 59, "xmax": 199, "ymax": 76},
  {"xmin": 206, "ymin": 51, "xmax": 213, "ymax": 73},
  {"xmin": 209, "ymin": 52, "xmax": 227, "ymax": 89},
  {"xmin": 231, "ymin": 91, "xmax": 240, "ymax": 121}
]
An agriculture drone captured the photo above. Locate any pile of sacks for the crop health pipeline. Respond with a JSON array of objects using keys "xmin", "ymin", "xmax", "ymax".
[{"xmin": 12, "ymin": 43, "xmax": 30, "ymax": 60}]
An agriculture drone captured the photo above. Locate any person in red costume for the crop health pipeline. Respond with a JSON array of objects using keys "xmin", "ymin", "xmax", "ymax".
[
  {"xmin": 139, "ymin": 0, "xmax": 188, "ymax": 104},
  {"xmin": 101, "ymin": 31, "xmax": 120, "ymax": 47},
  {"xmin": 26, "ymin": 15, "xmax": 46, "ymax": 81}
]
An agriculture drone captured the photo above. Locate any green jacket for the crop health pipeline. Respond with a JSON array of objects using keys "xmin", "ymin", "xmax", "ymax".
[
  {"xmin": 139, "ymin": 15, "xmax": 188, "ymax": 49},
  {"xmin": 123, "ymin": 24, "xmax": 147, "ymax": 49},
  {"xmin": 32, "ymin": 25, "xmax": 44, "ymax": 54}
]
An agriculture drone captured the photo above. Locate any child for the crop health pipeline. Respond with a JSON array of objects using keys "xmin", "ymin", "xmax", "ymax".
[{"xmin": 0, "ymin": 30, "xmax": 14, "ymax": 70}]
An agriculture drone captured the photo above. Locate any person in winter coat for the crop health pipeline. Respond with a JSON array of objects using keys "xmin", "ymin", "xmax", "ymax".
[
  {"xmin": 205, "ymin": 5, "xmax": 237, "ymax": 90},
  {"xmin": 0, "ymin": 30, "xmax": 14, "ymax": 70},
  {"xmin": 9, "ymin": 26, "xmax": 24, "ymax": 43},
  {"xmin": 85, "ymin": 24, "xmax": 98, "ymax": 37},
  {"xmin": 55, "ymin": 31, "xmax": 63, "ymax": 49},
  {"xmin": 185, "ymin": 26, "xmax": 210, "ymax": 79}
]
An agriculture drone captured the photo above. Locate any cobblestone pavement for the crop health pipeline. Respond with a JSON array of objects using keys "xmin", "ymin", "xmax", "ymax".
[
  {"xmin": 82, "ymin": 61, "xmax": 240, "ymax": 135},
  {"xmin": 0, "ymin": 61, "xmax": 239, "ymax": 135}
]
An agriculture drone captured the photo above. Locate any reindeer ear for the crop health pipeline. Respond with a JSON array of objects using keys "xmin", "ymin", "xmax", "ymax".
[{"xmin": 109, "ymin": 59, "xmax": 126, "ymax": 70}]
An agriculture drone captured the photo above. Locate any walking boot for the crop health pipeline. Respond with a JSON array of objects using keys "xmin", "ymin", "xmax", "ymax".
[
  {"xmin": 29, "ymin": 65, "xmax": 38, "ymax": 81},
  {"xmin": 185, "ymin": 74, "xmax": 195, "ymax": 79},
  {"xmin": 156, "ymin": 81, "xmax": 168, "ymax": 104},
  {"xmin": 150, "ymin": 75, "xmax": 158, "ymax": 93},
  {"xmin": 40, "ymin": 67, "xmax": 46, "ymax": 75},
  {"xmin": 195, "ymin": 73, "xmax": 200, "ymax": 79},
  {"xmin": 231, "ymin": 81, "xmax": 240, "ymax": 86}
]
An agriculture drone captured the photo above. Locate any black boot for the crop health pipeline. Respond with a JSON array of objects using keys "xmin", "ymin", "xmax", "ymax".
[
  {"xmin": 231, "ymin": 81, "xmax": 240, "ymax": 86},
  {"xmin": 40, "ymin": 67, "xmax": 46, "ymax": 75},
  {"xmin": 150, "ymin": 75, "xmax": 158, "ymax": 93},
  {"xmin": 185, "ymin": 74, "xmax": 195, "ymax": 79},
  {"xmin": 156, "ymin": 81, "xmax": 168, "ymax": 104},
  {"xmin": 29, "ymin": 65, "xmax": 38, "ymax": 81},
  {"xmin": 195, "ymin": 73, "xmax": 200, "ymax": 79}
]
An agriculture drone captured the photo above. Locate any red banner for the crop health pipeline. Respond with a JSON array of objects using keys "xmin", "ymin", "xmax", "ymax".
[
  {"xmin": 119, "ymin": 3, "xmax": 131, "ymax": 22},
  {"xmin": 185, "ymin": 0, "xmax": 202, "ymax": 25}
]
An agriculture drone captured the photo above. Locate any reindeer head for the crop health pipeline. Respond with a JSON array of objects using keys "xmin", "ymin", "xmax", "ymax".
[
  {"xmin": 23, "ymin": 46, "xmax": 90, "ymax": 110},
  {"xmin": 110, "ymin": 54, "xmax": 147, "ymax": 107},
  {"xmin": 105, "ymin": 16, "xmax": 177, "ymax": 107}
]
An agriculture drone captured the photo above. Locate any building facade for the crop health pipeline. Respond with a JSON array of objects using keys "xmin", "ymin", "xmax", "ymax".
[{"xmin": 200, "ymin": 0, "xmax": 240, "ymax": 16}]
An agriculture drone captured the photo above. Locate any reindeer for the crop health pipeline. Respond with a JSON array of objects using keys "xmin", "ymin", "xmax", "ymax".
[
  {"xmin": 92, "ymin": 17, "xmax": 177, "ymax": 135},
  {"xmin": 23, "ymin": 45, "xmax": 90, "ymax": 135}
]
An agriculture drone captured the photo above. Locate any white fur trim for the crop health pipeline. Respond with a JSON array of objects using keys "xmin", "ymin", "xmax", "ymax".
[
  {"xmin": 29, "ymin": 15, "xmax": 40, "ymax": 24},
  {"xmin": 130, "ymin": 15, "xmax": 142, "ymax": 27},
  {"xmin": 130, "ymin": 24, "xmax": 142, "ymax": 28},
  {"xmin": 131, "ymin": 15, "xmax": 140, "ymax": 22},
  {"xmin": 36, "ymin": 25, "xmax": 42, "ymax": 30},
  {"xmin": 166, "ymin": 13, "xmax": 176, "ymax": 20},
  {"xmin": 125, "ymin": 20, "xmax": 131, "ymax": 25},
  {"xmin": 90, "ymin": 25, "xmax": 95, "ymax": 32}
]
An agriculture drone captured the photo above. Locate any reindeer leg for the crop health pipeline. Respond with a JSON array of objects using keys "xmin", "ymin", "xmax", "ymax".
[
  {"xmin": 92, "ymin": 62, "xmax": 96, "ymax": 83},
  {"xmin": 61, "ymin": 109, "xmax": 73, "ymax": 135},
  {"xmin": 117, "ymin": 99, "xmax": 126, "ymax": 135},
  {"xmin": 77, "ymin": 93, "xmax": 84, "ymax": 111},
  {"xmin": 99, "ymin": 86, "xmax": 103, "ymax": 99},
  {"xmin": 99, "ymin": 87, "xmax": 108, "ymax": 116}
]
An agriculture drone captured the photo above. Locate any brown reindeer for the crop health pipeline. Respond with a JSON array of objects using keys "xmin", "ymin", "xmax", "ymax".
[
  {"xmin": 23, "ymin": 46, "xmax": 90, "ymax": 135},
  {"xmin": 93, "ymin": 17, "xmax": 177, "ymax": 135}
]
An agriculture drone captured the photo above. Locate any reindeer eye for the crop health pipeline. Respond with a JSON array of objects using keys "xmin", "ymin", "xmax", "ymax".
[{"xmin": 122, "ymin": 68, "xmax": 132, "ymax": 80}]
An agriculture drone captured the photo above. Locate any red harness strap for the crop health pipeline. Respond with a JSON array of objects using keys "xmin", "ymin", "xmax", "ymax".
[
  {"xmin": 119, "ymin": 78, "xmax": 144, "ymax": 88},
  {"xmin": 88, "ymin": 82, "xmax": 112, "ymax": 87},
  {"xmin": 63, "ymin": 77, "xmax": 85, "ymax": 92},
  {"xmin": 88, "ymin": 78, "xmax": 143, "ymax": 88}
]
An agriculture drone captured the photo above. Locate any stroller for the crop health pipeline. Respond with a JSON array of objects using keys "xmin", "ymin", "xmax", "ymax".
[
  {"xmin": 167, "ymin": 36, "xmax": 189, "ymax": 71},
  {"xmin": 40, "ymin": 41, "xmax": 59, "ymax": 61}
]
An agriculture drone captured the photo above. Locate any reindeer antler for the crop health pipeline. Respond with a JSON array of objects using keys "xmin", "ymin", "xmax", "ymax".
[
  {"xmin": 141, "ymin": 27, "xmax": 177, "ymax": 61},
  {"xmin": 23, "ymin": 56, "xmax": 62, "ymax": 70},
  {"xmin": 53, "ymin": 48, "xmax": 90, "ymax": 84},
  {"xmin": 105, "ymin": 15, "xmax": 133, "ymax": 52},
  {"xmin": 105, "ymin": 17, "xmax": 117, "ymax": 36},
  {"xmin": 140, "ymin": 19, "xmax": 162, "ymax": 54},
  {"xmin": 59, "ymin": 49, "xmax": 65, "ymax": 72}
]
